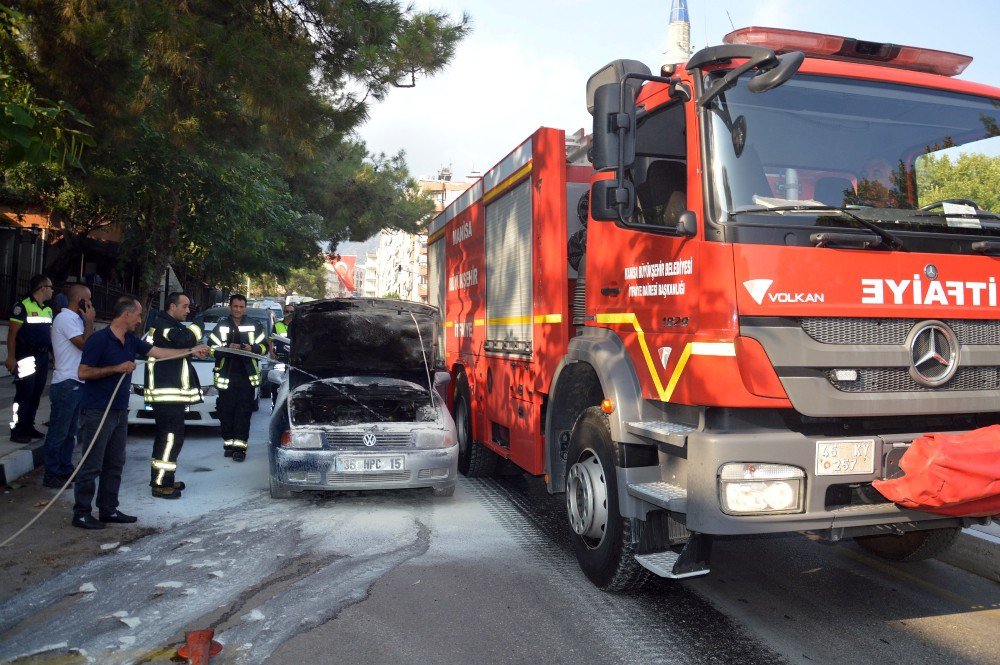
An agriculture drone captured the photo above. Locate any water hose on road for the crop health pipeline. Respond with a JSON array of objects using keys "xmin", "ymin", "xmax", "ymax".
[{"xmin": 0, "ymin": 349, "xmax": 201, "ymax": 548}]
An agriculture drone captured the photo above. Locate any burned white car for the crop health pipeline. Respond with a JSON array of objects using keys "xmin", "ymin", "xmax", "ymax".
[{"xmin": 267, "ymin": 298, "xmax": 457, "ymax": 498}]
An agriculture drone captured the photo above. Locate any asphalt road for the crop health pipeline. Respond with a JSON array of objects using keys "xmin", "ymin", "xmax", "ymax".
[{"xmin": 0, "ymin": 404, "xmax": 997, "ymax": 664}]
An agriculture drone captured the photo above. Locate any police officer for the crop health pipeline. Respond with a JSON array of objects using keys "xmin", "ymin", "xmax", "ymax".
[
  {"xmin": 5, "ymin": 275, "xmax": 55, "ymax": 443},
  {"xmin": 208, "ymin": 294, "xmax": 267, "ymax": 461},
  {"xmin": 144, "ymin": 292, "xmax": 209, "ymax": 499}
]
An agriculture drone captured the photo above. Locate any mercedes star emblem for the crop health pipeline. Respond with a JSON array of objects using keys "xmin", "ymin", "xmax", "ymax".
[
  {"xmin": 906, "ymin": 320, "xmax": 959, "ymax": 387},
  {"xmin": 924, "ymin": 264, "xmax": 939, "ymax": 280},
  {"xmin": 362, "ymin": 432, "xmax": 377, "ymax": 447}
]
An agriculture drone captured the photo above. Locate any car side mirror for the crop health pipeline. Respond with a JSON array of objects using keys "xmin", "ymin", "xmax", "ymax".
[
  {"xmin": 434, "ymin": 371, "xmax": 451, "ymax": 388},
  {"xmin": 676, "ymin": 210, "xmax": 697, "ymax": 237}
]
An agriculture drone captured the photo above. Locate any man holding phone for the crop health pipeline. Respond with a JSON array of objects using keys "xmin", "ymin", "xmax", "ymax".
[{"xmin": 41, "ymin": 285, "xmax": 95, "ymax": 488}]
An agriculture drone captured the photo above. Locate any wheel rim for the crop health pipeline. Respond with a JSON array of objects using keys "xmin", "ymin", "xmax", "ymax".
[{"xmin": 566, "ymin": 450, "xmax": 608, "ymax": 546}]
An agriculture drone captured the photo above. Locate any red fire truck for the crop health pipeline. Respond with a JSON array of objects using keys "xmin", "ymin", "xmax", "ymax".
[{"xmin": 427, "ymin": 27, "xmax": 1000, "ymax": 590}]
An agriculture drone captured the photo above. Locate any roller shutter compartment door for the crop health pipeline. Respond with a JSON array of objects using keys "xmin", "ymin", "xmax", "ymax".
[
  {"xmin": 485, "ymin": 178, "xmax": 532, "ymax": 356},
  {"xmin": 428, "ymin": 238, "xmax": 446, "ymax": 359}
]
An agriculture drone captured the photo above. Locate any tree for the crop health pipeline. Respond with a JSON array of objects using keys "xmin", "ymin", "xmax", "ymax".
[
  {"xmin": 0, "ymin": 6, "xmax": 93, "ymax": 168},
  {"xmin": 4, "ymin": 1, "xmax": 468, "ymax": 301},
  {"xmin": 916, "ymin": 152, "xmax": 1000, "ymax": 212}
]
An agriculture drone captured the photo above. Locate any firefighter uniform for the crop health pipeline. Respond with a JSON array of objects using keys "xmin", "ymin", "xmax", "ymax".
[
  {"xmin": 9, "ymin": 297, "xmax": 53, "ymax": 440},
  {"xmin": 144, "ymin": 312, "xmax": 203, "ymax": 496},
  {"xmin": 209, "ymin": 316, "xmax": 267, "ymax": 459}
]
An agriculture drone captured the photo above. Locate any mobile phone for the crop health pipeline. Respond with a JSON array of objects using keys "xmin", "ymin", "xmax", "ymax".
[{"xmin": 79, "ymin": 299, "xmax": 88, "ymax": 312}]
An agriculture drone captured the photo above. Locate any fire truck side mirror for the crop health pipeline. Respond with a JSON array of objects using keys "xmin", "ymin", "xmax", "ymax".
[
  {"xmin": 676, "ymin": 211, "xmax": 697, "ymax": 237},
  {"xmin": 748, "ymin": 51, "xmax": 805, "ymax": 94},
  {"xmin": 592, "ymin": 83, "xmax": 636, "ymax": 171},
  {"xmin": 590, "ymin": 179, "xmax": 635, "ymax": 222}
]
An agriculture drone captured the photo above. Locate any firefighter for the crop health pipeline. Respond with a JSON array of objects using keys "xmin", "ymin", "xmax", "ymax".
[
  {"xmin": 208, "ymin": 294, "xmax": 267, "ymax": 461},
  {"xmin": 144, "ymin": 292, "xmax": 209, "ymax": 499},
  {"xmin": 5, "ymin": 275, "xmax": 55, "ymax": 443}
]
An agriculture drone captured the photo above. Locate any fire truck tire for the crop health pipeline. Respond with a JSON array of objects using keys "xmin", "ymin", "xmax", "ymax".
[
  {"xmin": 454, "ymin": 372, "xmax": 497, "ymax": 477},
  {"xmin": 565, "ymin": 407, "xmax": 651, "ymax": 592},
  {"xmin": 853, "ymin": 526, "xmax": 960, "ymax": 562}
]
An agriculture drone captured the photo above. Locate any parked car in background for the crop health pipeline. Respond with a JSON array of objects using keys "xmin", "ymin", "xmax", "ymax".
[{"xmin": 267, "ymin": 298, "xmax": 457, "ymax": 499}]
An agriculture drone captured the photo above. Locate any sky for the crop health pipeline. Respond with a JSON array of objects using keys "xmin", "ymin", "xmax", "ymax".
[{"xmin": 358, "ymin": 0, "xmax": 1000, "ymax": 182}]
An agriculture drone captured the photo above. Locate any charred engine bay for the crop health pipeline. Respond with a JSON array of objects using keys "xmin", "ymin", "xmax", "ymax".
[{"xmin": 291, "ymin": 378, "xmax": 436, "ymax": 426}]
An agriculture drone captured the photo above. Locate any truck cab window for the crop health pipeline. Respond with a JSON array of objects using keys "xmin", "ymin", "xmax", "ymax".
[{"xmin": 629, "ymin": 102, "xmax": 688, "ymax": 229}]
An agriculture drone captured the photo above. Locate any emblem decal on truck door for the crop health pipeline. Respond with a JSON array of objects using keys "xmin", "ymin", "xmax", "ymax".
[
  {"xmin": 658, "ymin": 347, "xmax": 672, "ymax": 369},
  {"xmin": 743, "ymin": 279, "xmax": 774, "ymax": 305}
]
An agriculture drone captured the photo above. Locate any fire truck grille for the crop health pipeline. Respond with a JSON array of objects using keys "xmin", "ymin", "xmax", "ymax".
[
  {"xmin": 827, "ymin": 367, "xmax": 1000, "ymax": 392},
  {"xmin": 801, "ymin": 318, "xmax": 1000, "ymax": 345}
]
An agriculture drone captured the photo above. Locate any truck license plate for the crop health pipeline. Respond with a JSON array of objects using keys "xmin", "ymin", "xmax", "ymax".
[
  {"xmin": 816, "ymin": 439, "xmax": 875, "ymax": 476},
  {"xmin": 335, "ymin": 456, "xmax": 405, "ymax": 473}
]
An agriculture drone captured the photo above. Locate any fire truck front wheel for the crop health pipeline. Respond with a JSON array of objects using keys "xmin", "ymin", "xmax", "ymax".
[
  {"xmin": 565, "ymin": 407, "xmax": 650, "ymax": 592},
  {"xmin": 454, "ymin": 372, "xmax": 497, "ymax": 477},
  {"xmin": 854, "ymin": 526, "xmax": 960, "ymax": 562}
]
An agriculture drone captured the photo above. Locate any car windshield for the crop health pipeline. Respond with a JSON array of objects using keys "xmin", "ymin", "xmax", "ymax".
[{"xmin": 705, "ymin": 73, "xmax": 1000, "ymax": 236}]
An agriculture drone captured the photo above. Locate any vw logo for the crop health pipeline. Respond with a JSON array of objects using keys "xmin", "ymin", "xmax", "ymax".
[
  {"xmin": 362, "ymin": 433, "xmax": 377, "ymax": 447},
  {"xmin": 924, "ymin": 264, "xmax": 939, "ymax": 280},
  {"xmin": 906, "ymin": 321, "xmax": 959, "ymax": 387}
]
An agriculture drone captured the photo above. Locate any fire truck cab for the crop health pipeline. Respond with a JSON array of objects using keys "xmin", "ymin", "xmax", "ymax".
[{"xmin": 428, "ymin": 27, "xmax": 1000, "ymax": 590}]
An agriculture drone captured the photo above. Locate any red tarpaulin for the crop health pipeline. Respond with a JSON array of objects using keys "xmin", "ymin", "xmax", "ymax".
[{"xmin": 872, "ymin": 425, "xmax": 1000, "ymax": 517}]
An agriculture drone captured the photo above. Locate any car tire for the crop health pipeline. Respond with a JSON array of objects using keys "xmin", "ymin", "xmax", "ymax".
[
  {"xmin": 269, "ymin": 475, "xmax": 293, "ymax": 499},
  {"xmin": 453, "ymin": 372, "xmax": 497, "ymax": 478},
  {"xmin": 565, "ymin": 407, "xmax": 650, "ymax": 592},
  {"xmin": 854, "ymin": 526, "xmax": 960, "ymax": 562},
  {"xmin": 432, "ymin": 484, "xmax": 456, "ymax": 498}
]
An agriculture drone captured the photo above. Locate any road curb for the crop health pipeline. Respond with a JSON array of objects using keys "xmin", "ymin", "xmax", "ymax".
[
  {"xmin": 0, "ymin": 439, "xmax": 45, "ymax": 486},
  {"xmin": 937, "ymin": 527, "xmax": 1000, "ymax": 583}
]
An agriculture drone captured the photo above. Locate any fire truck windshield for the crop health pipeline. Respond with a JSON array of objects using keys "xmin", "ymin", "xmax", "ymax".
[{"xmin": 705, "ymin": 73, "xmax": 1000, "ymax": 240}]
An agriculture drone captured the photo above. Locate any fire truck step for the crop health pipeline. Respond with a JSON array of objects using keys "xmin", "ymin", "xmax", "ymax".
[
  {"xmin": 634, "ymin": 550, "xmax": 709, "ymax": 579},
  {"xmin": 625, "ymin": 421, "xmax": 696, "ymax": 448},
  {"xmin": 627, "ymin": 481, "xmax": 687, "ymax": 512}
]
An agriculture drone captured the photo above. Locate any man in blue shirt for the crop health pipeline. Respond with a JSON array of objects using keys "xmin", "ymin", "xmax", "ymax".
[{"xmin": 71, "ymin": 296, "xmax": 208, "ymax": 530}]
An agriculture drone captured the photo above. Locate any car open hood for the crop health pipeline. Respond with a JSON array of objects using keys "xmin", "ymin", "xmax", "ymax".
[{"xmin": 290, "ymin": 298, "xmax": 440, "ymax": 379}]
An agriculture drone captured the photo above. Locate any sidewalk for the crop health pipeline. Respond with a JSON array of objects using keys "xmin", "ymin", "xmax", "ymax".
[{"xmin": 0, "ymin": 369, "xmax": 51, "ymax": 486}]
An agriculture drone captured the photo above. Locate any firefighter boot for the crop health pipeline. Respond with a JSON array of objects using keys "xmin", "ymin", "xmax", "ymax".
[{"xmin": 152, "ymin": 486, "xmax": 182, "ymax": 500}]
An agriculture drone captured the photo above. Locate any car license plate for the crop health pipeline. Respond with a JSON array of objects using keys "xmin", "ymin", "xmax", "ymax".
[
  {"xmin": 816, "ymin": 439, "xmax": 875, "ymax": 475},
  {"xmin": 335, "ymin": 455, "xmax": 405, "ymax": 473}
]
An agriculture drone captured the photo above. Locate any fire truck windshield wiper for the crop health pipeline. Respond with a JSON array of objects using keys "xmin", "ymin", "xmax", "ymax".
[{"xmin": 732, "ymin": 205, "xmax": 906, "ymax": 250}]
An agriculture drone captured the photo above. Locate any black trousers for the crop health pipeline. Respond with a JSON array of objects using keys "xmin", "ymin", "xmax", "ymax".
[
  {"xmin": 151, "ymin": 403, "xmax": 186, "ymax": 488},
  {"xmin": 11, "ymin": 352, "xmax": 49, "ymax": 434},
  {"xmin": 218, "ymin": 372, "xmax": 253, "ymax": 452},
  {"xmin": 73, "ymin": 408, "xmax": 128, "ymax": 517}
]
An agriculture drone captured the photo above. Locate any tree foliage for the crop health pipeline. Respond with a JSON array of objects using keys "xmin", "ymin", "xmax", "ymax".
[
  {"xmin": 916, "ymin": 152, "xmax": 1000, "ymax": 212},
  {"xmin": 2, "ymin": 1, "xmax": 467, "ymax": 300}
]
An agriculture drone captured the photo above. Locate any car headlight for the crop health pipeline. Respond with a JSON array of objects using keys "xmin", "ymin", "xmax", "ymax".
[
  {"xmin": 289, "ymin": 431, "xmax": 322, "ymax": 449},
  {"xmin": 413, "ymin": 429, "xmax": 455, "ymax": 449},
  {"xmin": 718, "ymin": 463, "xmax": 805, "ymax": 515}
]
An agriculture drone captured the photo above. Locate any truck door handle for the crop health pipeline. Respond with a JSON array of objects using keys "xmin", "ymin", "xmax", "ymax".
[{"xmin": 601, "ymin": 287, "xmax": 621, "ymax": 296}]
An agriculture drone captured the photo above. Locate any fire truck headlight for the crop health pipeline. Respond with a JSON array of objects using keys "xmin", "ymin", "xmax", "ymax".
[{"xmin": 719, "ymin": 463, "xmax": 805, "ymax": 515}]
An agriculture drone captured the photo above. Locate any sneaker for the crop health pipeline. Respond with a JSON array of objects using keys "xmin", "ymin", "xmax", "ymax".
[
  {"xmin": 9, "ymin": 431, "xmax": 32, "ymax": 444},
  {"xmin": 152, "ymin": 486, "xmax": 182, "ymax": 500},
  {"xmin": 71, "ymin": 514, "xmax": 106, "ymax": 530},
  {"xmin": 99, "ymin": 510, "xmax": 138, "ymax": 523},
  {"xmin": 43, "ymin": 476, "xmax": 71, "ymax": 489},
  {"xmin": 232, "ymin": 451, "xmax": 246, "ymax": 462}
]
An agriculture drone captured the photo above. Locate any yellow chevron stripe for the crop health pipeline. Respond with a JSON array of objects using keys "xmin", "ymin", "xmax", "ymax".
[
  {"xmin": 594, "ymin": 313, "xmax": 735, "ymax": 402},
  {"xmin": 482, "ymin": 162, "xmax": 533, "ymax": 205},
  {"xmin": 428, "ymin": 227, "xmax": 446, "ymax": 244}
]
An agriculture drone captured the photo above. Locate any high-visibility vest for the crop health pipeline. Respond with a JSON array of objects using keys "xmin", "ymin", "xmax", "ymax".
[{"xmin": 10, "ymin": 297, "xmax": 53, "ymax": 355}]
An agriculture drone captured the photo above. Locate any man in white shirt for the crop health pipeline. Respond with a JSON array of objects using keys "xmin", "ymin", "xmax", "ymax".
[{"xmin": 42, "ymin": 285, "xmax": 96, "ymax": 488}]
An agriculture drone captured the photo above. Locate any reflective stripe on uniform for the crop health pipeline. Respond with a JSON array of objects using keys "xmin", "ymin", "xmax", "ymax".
[
  {"xmin": 25, "ymin": 316, "xmax": 52, "ymax": 323},
  {"xmin": 238, "ymin": 325, "xmax": 255, "ymax": 333},
  {"xmin": 229, "ymin": 440, "xmax": 248, "ymax": 449},
  {"xmin": 151, "ymin": 460, "xmax": 177, "ymax": 471}
]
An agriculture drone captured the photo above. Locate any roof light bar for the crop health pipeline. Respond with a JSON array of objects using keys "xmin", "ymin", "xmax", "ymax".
[{"xmin": 724, "ymin": 27, "xmax": 972, "ymax": 77}]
